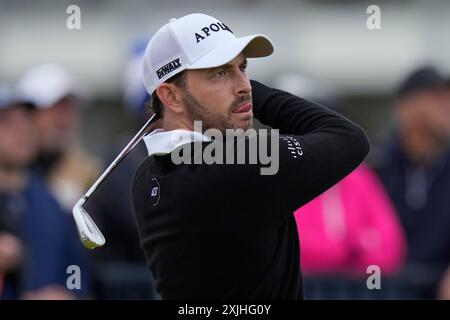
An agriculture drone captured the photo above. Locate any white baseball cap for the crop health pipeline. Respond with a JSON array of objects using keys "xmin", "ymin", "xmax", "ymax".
[
  {"xmin": 142, "ymin": 13, "xmax": 274, "ymax": 95},
  {"xmin": 15, "ymin": 64, "xmax": 83, "ymax": 109}
]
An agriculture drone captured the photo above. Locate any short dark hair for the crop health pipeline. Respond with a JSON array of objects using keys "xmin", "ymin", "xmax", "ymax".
[{"xmin": 148, "ymin": 71, "xmax": 186, "ymax": 119}]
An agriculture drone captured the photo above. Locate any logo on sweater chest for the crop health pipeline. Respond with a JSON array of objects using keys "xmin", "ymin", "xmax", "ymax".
[
  {"xmin": 281, "ymin": 136, "xmax": 303, "ymax": 159},
  {"xmin": 149, "ymin": 178, "xmax": 160, "ymax": 206}
]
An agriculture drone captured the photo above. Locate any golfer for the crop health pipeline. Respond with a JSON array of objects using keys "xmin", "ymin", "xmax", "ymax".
[{"xmin": 132, "ymin": 13, "xmax": 370, "ymax": 299}]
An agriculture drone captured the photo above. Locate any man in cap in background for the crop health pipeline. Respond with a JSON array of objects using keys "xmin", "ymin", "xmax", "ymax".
[
  {"xmin": 0, "ymin": 86, "xmax": 28, "ymax": 298},
  {"xmin": 13, "ymin": 64, "xmax": 99, "ymax": 298},
  {"xmin": 0, "ymin": 85, "xmax": 86, "ymax": 299},
  {"xmin": 132, "ymin": 13, "xmax": 369, "ymax": 299},
  {"xmin": 378, "ymin": 66, "xmax": 450, "ymax": 276},
  {"xmin": 16, "ymin": 64, "xmax": 102, "ymax": 213}
]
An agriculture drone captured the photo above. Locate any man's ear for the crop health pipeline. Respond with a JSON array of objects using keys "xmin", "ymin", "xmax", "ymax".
[{"xmin": 156, "ymin": 83, "xmax": 184, "ymax": 115}]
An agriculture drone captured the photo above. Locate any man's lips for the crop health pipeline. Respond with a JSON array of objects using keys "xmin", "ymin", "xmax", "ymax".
[{"xmin": 232, "ymin": 102, "xmax": 252, "ymax": 113}]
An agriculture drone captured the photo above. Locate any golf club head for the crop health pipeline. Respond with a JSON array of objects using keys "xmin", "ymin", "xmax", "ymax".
[{"xmin": 72, "ymin": 198, "xmax": 106, "ymax": 249}]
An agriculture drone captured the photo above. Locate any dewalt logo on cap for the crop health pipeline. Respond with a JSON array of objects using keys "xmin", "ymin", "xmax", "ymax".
[{"xmin": 156, "ymin": 58, "xmax": 182, "ymax": 80}]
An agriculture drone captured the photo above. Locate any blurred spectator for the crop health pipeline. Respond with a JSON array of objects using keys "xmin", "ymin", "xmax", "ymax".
[
  {"xmin": 15, "ymin": 64, "xmax": 102, "ymax": 212},
  {"xmin": 0, "ymin": 86, "xmax": 86, "ymax": 299},
  {"xmin": 13, "ymin": 64, "xmax": 101, "ymax": 298},
  {"xmin": 436, "ymin": 78, "xmax": 450, "ymax": 300},
  {"xmin": 0, "ymin": 86, "xmax": 28, "ymax": 297},
  {"xmin": 295, "ymin": 164, "xmax": 406, "ymax": 276},
  {"xmin": 273, "ymin": 73, "xmax": 406, "ymax": 276},
  {"xmin": 378, "ymin": 66, "xmax": 450, "ymax": 271}
]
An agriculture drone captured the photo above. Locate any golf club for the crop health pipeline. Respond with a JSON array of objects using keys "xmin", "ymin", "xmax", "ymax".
[{"xmin": 73, "ymin": 113, "xmax": 158, "ymax": 249}]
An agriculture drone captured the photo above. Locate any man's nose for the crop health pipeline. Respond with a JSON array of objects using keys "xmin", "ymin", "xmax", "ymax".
[{"xmin": 234, "ymin": 70, "xmax": 251, "ymax": 96}]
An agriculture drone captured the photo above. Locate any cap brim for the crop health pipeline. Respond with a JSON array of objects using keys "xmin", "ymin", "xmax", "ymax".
[{"xmin": 188, "ymin": 34, "xmax": 274, "ymax": 70}]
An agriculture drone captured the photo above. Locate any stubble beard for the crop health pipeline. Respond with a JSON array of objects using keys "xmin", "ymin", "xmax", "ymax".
[{"xmin": 181, "ymin": 89, "xmax": 253, "ymax": 133}]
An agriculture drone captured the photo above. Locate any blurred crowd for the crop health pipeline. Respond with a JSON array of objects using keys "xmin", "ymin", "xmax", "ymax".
[
  {"xmin": 1, "ymin": 42, "xmax": 450, "ymax": 299},
  {"xmin": 0, "ymin": 64, "xmax": 97, "ymax": 299}
]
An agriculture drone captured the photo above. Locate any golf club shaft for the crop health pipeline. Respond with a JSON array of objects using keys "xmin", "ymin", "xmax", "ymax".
[{"xmin": 83, "ymin": 113, "xmax": 157, "ymax": 200}]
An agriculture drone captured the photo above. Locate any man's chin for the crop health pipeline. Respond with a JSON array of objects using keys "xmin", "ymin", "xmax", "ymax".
[
  {"xmin": 232, "ymin": 117, "xmax": 253, "ymax": 131},
  {"xmin": 200, "ymin": 118, "xmax": 253, "ymax": 133}
]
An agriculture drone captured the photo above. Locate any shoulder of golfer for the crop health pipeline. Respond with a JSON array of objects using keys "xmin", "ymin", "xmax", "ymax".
[{"xmin": 249, "ymin": 79, "xmax": 370, "ymax": 206}]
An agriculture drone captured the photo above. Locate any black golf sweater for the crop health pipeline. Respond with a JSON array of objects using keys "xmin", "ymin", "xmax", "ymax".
[{"xmin": 131, "ymin": 80, "xmax": 370, "ymax": 299}]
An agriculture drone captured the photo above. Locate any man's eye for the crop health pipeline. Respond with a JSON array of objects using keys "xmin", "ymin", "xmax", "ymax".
[{"xmin": 214, "ymin": 70, "xmax": 227, "ymax": 77}]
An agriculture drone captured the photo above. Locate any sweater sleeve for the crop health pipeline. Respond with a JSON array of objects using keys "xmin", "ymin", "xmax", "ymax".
[{"xmin": 248, "ymin": 80, "xmax": 370, "ymax": 219}]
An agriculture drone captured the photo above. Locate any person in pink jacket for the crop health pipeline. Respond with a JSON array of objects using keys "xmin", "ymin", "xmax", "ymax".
[{"xmin": 295, "ymin": 164, "xmax": 406, "ymax": 276}]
